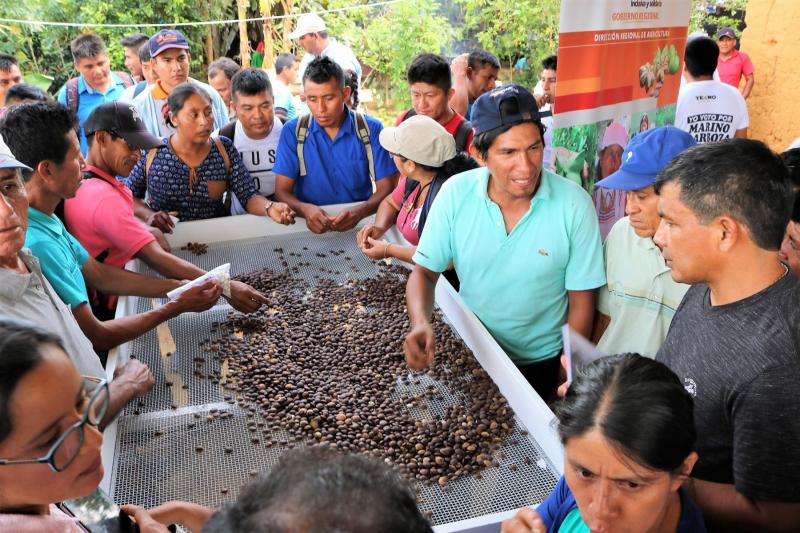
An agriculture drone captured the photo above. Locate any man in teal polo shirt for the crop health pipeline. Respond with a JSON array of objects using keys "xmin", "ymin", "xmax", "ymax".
[
  {"xmin": 57, "ymin": 33, "xmax": 132, "ymax": 155},
  {"xmin": 1, "ymin": 101, "xmax": 222, "ymax": 355},
  {"xmin": 274, "ymin": 57, "xmax": 397, "ymax": 234},
  {"xmin": 592, "ymin": 127, "xmax": 695, "ymax": 358},
  {"xmin": 404, "ymin": 84, "xmax": 605, "ymax": 401}
]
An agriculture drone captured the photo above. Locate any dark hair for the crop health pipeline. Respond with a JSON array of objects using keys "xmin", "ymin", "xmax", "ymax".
[
  {"xmin": 541, "ymin": 54, "xmax": 558, "ymax": 71},
  {"xmin": 201, "ymin": 447, "xmax": 432, "ymax": 533},
  {"xmin": 0, "ymin": 318, "xmax": 65, "ymax": 443},
  {"xmin": 208, "ymin": 57, "xmax": 241, "ymax": 81},
  {"xmin": 684, "ymin": 36, "xmax": 719, "ymax": 78},
  {"xmin": 4, "ymin": 83, "xmax": 50, "ymax": 106},
  {"xmin": 654, "ymin": 139, "xmax": 792, "ymax": 250},
  {"xmin": 120, "ymin": 32, "xmax": 149, "ymax": 49},
  {"xmin": 407, "ymin": 53, "xmax": 452, "ymax": 93},
  {"xmin": 468, "ymin": 50, "xmax": 500, "ymax": 71},
  {"xmin": 556, "ymin": 354, "xmax": 695, "ymax": 473},
  {"xmin": 231, "ymin": 68, "xmax": 273, "ymax": 100},
  {"xmin": 0, "ymin": 102, "xmax": 78, "ymax": 179},
  {"xmin": 781, "ymin": 148, "xmax": 800, "ymax": 222},
  {"xmin": 344, "ymin": 69, "xmax": 359, "ymax": 109},
  {"xmin": 303, "ymin": 56, "xmax": 345, "ymax": 89},
  {"xmin": 166, "ymin": 84, "xmax": 211, "ymax": 128},
  {"xmin": 275, "ymin": 53, "xmax": 297, "ymax": 75},
  {"xmin": 472, "ymin": 96, "xmax": 545, "ymax": 160},
  {"xmin": 137, "ymin": 42, "xmax": 151, "ymax": 64},
  {"xmin": 0, "ymin": 54, "xmax": 18, "ymax": 72},
  {"xmin": 401, "ymin": 151, "xmax": 478, "ymax": 177},
  {"xmin": 70, "ymin": 33, "xmax": 107, "ymax": 63}
]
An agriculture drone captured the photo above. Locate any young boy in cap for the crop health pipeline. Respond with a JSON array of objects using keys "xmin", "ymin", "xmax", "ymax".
[
  {"xmin": 592, "ymin": 126, "xmax": 696, "ymax": 357},
  {"xmin": 403, "ymin": 84, "xmax": 605, "ymax": 401},
  {"xmin": 132, "ymin": 29, "xmax": 228, "ymax": 137},
  {"xmin": 716, "ymin": 28, "xmax": 754, "ymax": 98},
  {"xmin": 63, "ymin": 101, "xmax": 270, "ymax": 319}
]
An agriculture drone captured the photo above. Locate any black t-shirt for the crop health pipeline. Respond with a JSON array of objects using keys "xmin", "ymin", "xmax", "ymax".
[{"xmin": 657, "ymin": 271, "xmax": 800, "ymax": 502}]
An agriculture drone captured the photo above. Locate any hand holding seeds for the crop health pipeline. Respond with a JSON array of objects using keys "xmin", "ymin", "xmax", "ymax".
[
  {"xmin": 404, "ymin": 322, "xmax": 436, "ymax": 369},
  {"xmin": 501, "ymin": 507, "xmax": 548, "ymax": 533}
]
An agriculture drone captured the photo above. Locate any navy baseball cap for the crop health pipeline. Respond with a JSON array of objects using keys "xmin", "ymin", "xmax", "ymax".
[
  {"xmin": 717, "ymin": 28, "xmax": 736, "ymax": 40},
  {"xmin": 150, "ymin": 30, "xmax": 189, "ymax": 57},
  {"xmin": 472, "ymin": 84, "xmax": 541, "ymax": 136},
  {"xmin": 594, "ymin": 126, "xmax": 696, "ymax": 191},
  {"xmin": 85, "ymin": 102, "xmax": 165, "ymax": 150}
]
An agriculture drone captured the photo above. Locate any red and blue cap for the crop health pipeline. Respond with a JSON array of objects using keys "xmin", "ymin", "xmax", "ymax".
[
  {"xmin": 149, "ymin": 30, "xmax": 189, "ymax": 57},
  {"xmin": 594, "ymin": 126, "xmax": 696, "ymax": 191}
]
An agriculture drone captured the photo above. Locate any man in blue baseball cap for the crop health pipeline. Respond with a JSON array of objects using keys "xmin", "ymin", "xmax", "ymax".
[
  {"xmin": 132, "ymin": 29, "xmax": 228, "ymax": 138},
  {"xmin": 592, "ymin": 126, "xmax": 696, "ymax": 357},
  {"xmin": 403, "ymin": 84, "xmax": 605, "ymax": 401}
]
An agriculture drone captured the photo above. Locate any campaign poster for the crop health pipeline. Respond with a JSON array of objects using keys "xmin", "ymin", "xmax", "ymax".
[{"xmin": 552, "ymin": 0, "xmax": 691, "ymax": 238}]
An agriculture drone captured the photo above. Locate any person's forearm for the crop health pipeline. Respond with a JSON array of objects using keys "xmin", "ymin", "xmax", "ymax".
[
  {"xmin": 591, "ymin": 311, "xmax": 611, "ymax": 344},
  {"xmin": 567, "ymin": 289, "xmax": 596, "ymax": 339},
  {"xmin": 137, "ymin": 242, "xmax": 205, "ymax": 281},
  {"xmin": 451, "ymin": 79, "xmax": 469, "ymax": 117},
  {"xmin": 352, "ymin": 177, "xmax": 396, "ymax": 220},
  {"xmin": 388, "ymin": 243, "xmax": 416, "ymax": 264},
  {"xmin": 275, "ymin": 187, "xmax": 313, "ymax": 218},
  {"xmin": 742, "ymin": 76, "xmax": 754, "ymax": 99},
  {"xmin": 688, "ymin": 478, "xmax": 800, "ymax": 533},
  {"xmin": 84, "ymin": 261, "xmax": 180, "ymax": 297},
  {"xmin": 132, "ymin": 197, "xmax": 155, "ymax": 223},
  {"xmin": 373, "ymin": 198, "xmax": 400, "ymax": 233},
  {"xmin": 406, "ymin": 266, "xmax": 438, "ymax": 328},
  {"xmin": 100, "ymin": 378, "xmax": 140, "ymax": 430},
  {"xmin": 74, "ymin": 301, "xmax": 183, "ymax": 351},
  {"xmin": 244, "ymin": 194, "xmax": 270, "ymax": 216}
]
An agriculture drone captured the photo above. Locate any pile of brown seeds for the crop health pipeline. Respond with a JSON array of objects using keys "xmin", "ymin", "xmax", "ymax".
[
  {"xmin": 181, "ymin": 242, "xmax": 209, "ymax": 255},
  {"xmin": 206, "ymin": 260, "xmax": 515, "ymax": 486}
]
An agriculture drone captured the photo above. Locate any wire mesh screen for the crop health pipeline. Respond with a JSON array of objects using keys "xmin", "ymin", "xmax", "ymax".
[{"xmin": 111, "ymin": 231, "xmax": 559, "ymax": 526}]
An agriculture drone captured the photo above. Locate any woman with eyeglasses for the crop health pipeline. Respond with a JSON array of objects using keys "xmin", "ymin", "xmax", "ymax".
[
  {"xmin": 0, "ymin": 318, "xmax": 210, "ymax": 532},
  {"xmin": 501, "ymin": 354, "xmax": 707, "ymax": 533},
  {"xmin": 126, "ymin": 84, "xmax": 296, "ymax": 230}
]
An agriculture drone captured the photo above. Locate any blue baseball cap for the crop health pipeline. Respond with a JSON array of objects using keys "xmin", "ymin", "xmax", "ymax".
[
  {"xmin": 472, "ymin": 84, "xmax": 540, "ymax": 136},
  {"xmin": 595, "ymin": 126, "xmax": 696, "ymax": 191},
  {"xmin": 149, "ymin": 30, "xmax": 190, "ymax": 57}
]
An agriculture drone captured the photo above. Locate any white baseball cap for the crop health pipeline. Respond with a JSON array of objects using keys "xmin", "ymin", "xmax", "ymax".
[
  {"xmin": 0, "ymin": 136, "xmax": 32, "ymax": 171},
  {"xmin": 289, "ymin": 13, "xmax": 326, "ymax": 39},
  {"xmin": 379, "ymin": 115, "xmax": 457, "ymax": 167}
]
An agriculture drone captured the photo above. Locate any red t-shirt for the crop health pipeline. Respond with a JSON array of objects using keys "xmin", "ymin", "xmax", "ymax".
[
  {"xmin": 717, "ymin": 49, "xmax": 754, "ymax": 88},
  {"xmin": 395, "ymin": 109, "xmax": 474, "ymax": 152}
]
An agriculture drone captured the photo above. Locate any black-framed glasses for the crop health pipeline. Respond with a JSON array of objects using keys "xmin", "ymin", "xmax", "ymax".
[{"xmin": 0, "ymin": 376, "xmax": 109, "ymax": 473}]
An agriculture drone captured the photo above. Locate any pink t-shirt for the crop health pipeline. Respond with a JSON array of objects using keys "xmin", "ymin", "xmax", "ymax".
[
  {"xmin": 64, "ymin": 165, "xmax": 156, "ymax": 269},
  {"xmin": 390, "ymin": 176, "xmax": 427, "ymax": 245},
  {"xmin": 0, "ymin": 504, "xmax": 84, "ymax": 532},
  {"xmin": 717, "ymin": 49, "xmax": 754, "ymax": 88}
]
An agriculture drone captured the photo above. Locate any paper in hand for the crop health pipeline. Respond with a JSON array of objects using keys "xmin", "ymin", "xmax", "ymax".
[{"xmin": 561, "ymin": 324, "xmax": 606, "ymax": 383}]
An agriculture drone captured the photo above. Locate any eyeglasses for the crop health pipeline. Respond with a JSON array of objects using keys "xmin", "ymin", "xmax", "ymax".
[{"xmin": 0, "ymin": 376, "xmax": 109, "ymax": 472}]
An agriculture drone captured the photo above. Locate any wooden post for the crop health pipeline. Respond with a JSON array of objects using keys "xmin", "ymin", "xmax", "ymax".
[
  {"xmin": 237, "ymin": 0, "xmax": 251, "ymax": 68},
  {"xmin": 261, "ymin": 0, "xmax": 276, "ymax": 68}
]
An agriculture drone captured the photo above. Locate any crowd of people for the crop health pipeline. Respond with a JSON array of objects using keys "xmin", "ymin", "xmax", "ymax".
[{"xmin": 0, "ymin": 11, "xmax": 797, "ymax": 533}]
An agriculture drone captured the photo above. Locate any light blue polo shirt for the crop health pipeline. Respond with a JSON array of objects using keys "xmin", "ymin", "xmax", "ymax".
[
  {"xmin": 273, "ymin": 108, "xmax": 396, "ymax": 205},
  {"xmin": 57, "ymin": 73, "xmax": 129, "ymax": 155},
  {"xmin": 413, "ymin": 167, "xmax": 606, "ymax": 364},
  {"xmin": 24, "ymin": 207, "xmax": 90, "ymax": 309}
]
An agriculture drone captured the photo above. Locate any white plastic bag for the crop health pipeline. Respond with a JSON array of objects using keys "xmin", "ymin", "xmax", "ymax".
[{"xmin": 167, "ymin": 263, "xmax": 231, "ymax": 300}]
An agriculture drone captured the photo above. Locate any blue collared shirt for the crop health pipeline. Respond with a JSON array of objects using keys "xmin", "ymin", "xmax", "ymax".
[
  {"xmin": 413, "ymin": 167, "xmax": 606, "ymax": 364},
  {"xmin": 57, "ymin": 73, "xmax": 130, "ymax": 155},
  {"xmin": 24, "ymin": 207, "xmax": 91, "ymax": 309},
  {"xmin": 273, "ymin": 109, "xmax": 396, "ymax": 205}
]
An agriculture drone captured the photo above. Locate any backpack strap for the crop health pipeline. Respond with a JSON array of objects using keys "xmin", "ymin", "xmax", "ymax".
[
  {"xmin": 354, "ymin": 111, "xmax": 376, "ymax": 194},
  {"xmin": 132, "ymin": 80, "xmax": 148, "ymax": 98},
  {"xmin": 114, "ymin": 71, "xmax": 135, "ymax": 88},
  {"xmin": 295, "ymin": 114, "xmax": 311, "ymax": 177},
  {"xmin": 401, "ymin": 177, "xmax": 420, "ymax": 209},
  {"xmin": 65, "ymin": 78, "xmax": 80, "ymax": 115},
  {"xmin": 144, "ymin": 148, "xmax": 159, "ymax": 180},
  {"xmin": 453, "ymin": 119, "xmax": 473, "ymax": 153},
  {"xmin": 218, "ymin": 120, "xmax": 237, "ymax": 143},
  {"xmin": 400, "ymin": 108, "xmax": 416, "ymax": 122},
  {"xmin": 418, "ymin": 173, "xmax": 448, "ymax": 236},
  {"xmin": 211, "ymin": 136, "xmax": 231, "ymax": 175}
]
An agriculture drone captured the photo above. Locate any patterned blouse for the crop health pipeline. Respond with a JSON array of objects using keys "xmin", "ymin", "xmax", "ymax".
[{"xmin": 126, "ymin": 135, "xmax": 257, "ymax": 221}]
